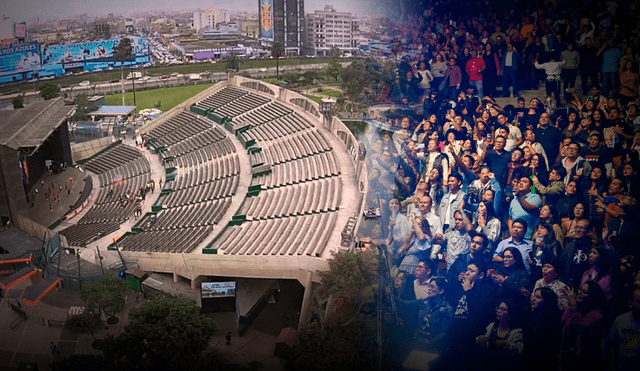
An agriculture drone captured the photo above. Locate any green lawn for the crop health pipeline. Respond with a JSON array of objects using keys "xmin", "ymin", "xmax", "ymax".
[
  {"xmin": 0, "ymin": 58, "xmax": 346, "ymax": 95},
  {"xmin": 103, "ymin": 84, "xmax": 211, "ymax": 113},
  {"xmin": 304, "ymin": 95, "xmax": 323, "ymax": 104},
  {"xmin": 321, "ymin": 89, "xmax": 343, "ymax": 98}
]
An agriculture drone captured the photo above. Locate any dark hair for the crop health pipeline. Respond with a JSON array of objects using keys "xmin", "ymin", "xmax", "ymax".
[
  {"xmin": 498, "ymin": 298, "xmax": 523, "ymax": 328},
  {"xmin": 571, "ymin": 202, "xmax": 586, "ymax": 220},
  {"xmin": 468, "ymin": 259, "xmax": 488, "ymax": 275},
  {"xmin": 513, "ymin": 218, "xmax": 528, "ymax": 233},
  {"xmin": 418, "ymin": 218, "xmax": 433, "ymax": 238},
  {"xmin": 449, "ymin": 172, "xmax": 463, "ymax": 183},
  {"xmin": 429, "ymin": 276, "xmax": 448, "ymax": 292},
  {"xmin": 541, "ymin": 203, "xmax": 559, "ymax": 224},
  {"xmin": 552, "ymin": 166, "xmax": 567, "ymax": 180},
  {"xmin": 445, "ymin": 128, "xmax": 462, "ymax": 141},
  {"xmin": 419, "ymin": 259, "xmax": 436, "ymax": 273},
  {"xmin": 547, "ymin": 258, "xmax": 563, "ymax": 275},
  {"xmin": 580, "ymin": 281, "xmax": 608, "ymax": 314},
  {"xmin": 503, "ymin": 246, "xmax": 526, "ymax": 271},
  {"xmin": 479, "ymin": 200, "xmax": 497, "ymax": 221},
  {"xmin": 534, "ymin": 287, "xmax": 562, "ymax": 317},
  {"xmin": 469, "ymin": 230, "xmax": 489, "ymax": 249},
  {"xmin": 589, "ymin": 244, "xmax": 611, "ymax": 282}
]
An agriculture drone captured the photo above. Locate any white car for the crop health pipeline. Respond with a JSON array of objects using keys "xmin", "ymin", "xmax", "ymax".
[{"xmin": 79, "ymin": 80, "xmax": 90, "ymax": 86}]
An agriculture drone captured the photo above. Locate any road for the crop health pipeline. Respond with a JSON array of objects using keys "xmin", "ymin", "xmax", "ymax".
[{"xmin": 0, "ymin": 62, "xmax": 350, "ymax": 107}]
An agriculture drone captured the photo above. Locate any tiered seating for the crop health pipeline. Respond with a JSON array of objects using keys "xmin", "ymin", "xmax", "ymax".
[
  {"xmin": 61, "ymin": 144, "xmax": 151, "ymax": 246},
  {"xmin": 118, "ymin": 109, "xmax": 239, "ymax": 254},
  {"xmin": 117, "ymin": 226, "xmax": 211, "ymax": 253},
  {"xmin": 194, "ymin": 86, "xmax": 247, "ymax": 111},
  {"xmin": 252, "ymin": 151, "xmax": 340, "ymax": 188},
  {"xmin": 231, "ymin": 101, "xmax": 292, "ymax": 130},
  {"xmin": 85, "ymin": 144, "xmax": 141, "ymax": 174},
  {"xmin": 213, "ymin": 212, "xmax": 338, "ymax": 257},
  {"xmin": 240, "ymin": 177, "xmax": 342, "ymax": 219},
  {"xmin": 216, "ymin": 94, "xmax": 271, "ymax": 117},
  {"xmin": 145, "ymin": 111, "xmax": 212, "ymax": 148}
]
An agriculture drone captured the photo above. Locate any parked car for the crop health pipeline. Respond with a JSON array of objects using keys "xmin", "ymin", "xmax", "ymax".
[{"xmin": 79, "ymin": 80, "xmax": 90, "ymax": 86}]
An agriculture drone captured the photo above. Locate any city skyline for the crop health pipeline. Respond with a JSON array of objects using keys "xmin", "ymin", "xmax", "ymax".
[{"xmin": 4, "ymin": 0, "xmax": 394, "ymax": 22}]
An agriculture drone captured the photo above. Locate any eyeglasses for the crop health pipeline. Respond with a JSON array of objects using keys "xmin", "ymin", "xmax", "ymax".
[{"xmin": 575, "ymin": 226, "xmax": 588, "ymax": 230}]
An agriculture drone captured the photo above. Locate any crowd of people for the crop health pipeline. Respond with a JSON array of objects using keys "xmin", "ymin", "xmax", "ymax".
[{"xmin": 358, "ymin": 1, "xmax": 640, "ymax": 370}]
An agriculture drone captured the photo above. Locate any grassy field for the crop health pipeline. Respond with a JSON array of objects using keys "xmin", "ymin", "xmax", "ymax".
[
  {"xmin": 103, "ymin": 84, "xmax": 211, "ymax": 113},
  {"xmin": 304, "ymin": 95, "xmax": 323, "ymax": 104},
  {"xmin": 0, "ymin": 58, "xmax": 343, "ymax": 95},
  {"xmin": 319, "ymin": 88, "xmax": 343, "ymax": 98}
]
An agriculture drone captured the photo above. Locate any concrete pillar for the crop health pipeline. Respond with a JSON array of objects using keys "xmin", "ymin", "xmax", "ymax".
[
  {"xmin": 173, "ymin": 272, "xmax": 179, "ymax": 283},
  {"xmin": 298, "ymin": 270, "xmax": 314, "ymax": 326},
  {"xmin": 190, "ymin": 275, "xmax": 201, "ymax": 290}
]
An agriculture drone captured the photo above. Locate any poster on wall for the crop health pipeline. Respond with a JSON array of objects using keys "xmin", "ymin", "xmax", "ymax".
[
  {"xmin": 201, "ymin": 281, "xmax": 236, "ymax": 298},
  {"xmin": 40, "ymin": 37, "xmax": 149, "ymax": 67},
  {"xmin": 0, "ymin": 42, "xmax": 41, "ymax": 76},
  {"xmin": 259, "ymin": 0, "xmax": 274, "ymax": 40}
]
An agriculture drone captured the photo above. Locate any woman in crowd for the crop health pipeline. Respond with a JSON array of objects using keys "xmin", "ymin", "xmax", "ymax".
[
  {"xmin": 490, "ymin": 247, "xmax": 530, "ymax": 301},
  {"xmin": 529, "ymin": 153, "xmax": 549, "ymax": 186},
  {"xmin": 386, "ymin": 198, "xmax": 412, "ymax": 252},
  {"xmin": 555, "ymin": 180, "xmax": 582, "ymax": 219},
  {"xmin": 530, "ymin": 223, "xmax": 563, "ymax": 283},
  {"xmin": 561, "ymin": 202, "xmax": 587, "ymax": 239},
  {"xmin": 590, "ymin": 109, "xmax": 606, "ymax": 133},
  {"xmin": 580, "ymin": 245, "xmax": 617, "ymax": 302},
  {"xmin": 539, "ymin": 204, "xmax": 564, "ymax": 245},
  {"xmin": 619, "ymin": 161, "xmax": 640, "ymax": 200},
  {"xmin": 560, "ymin": 281, "xmax": 607, "ymax": 371},
  {"xmin": 417, "ymin": 61, "xmax": 434, "ymax": 100},
  {"xmin": 482, "ymin": 42, "xmax": 501, "ymax": 98},
  {"xmin": 619, "ymin": 61, "xmax": 639, "ymax": 106},
  {"xmin": 430, "ymin": 54, "xmax": 447, "ymax": 92},
  {"xmin": 527, "ymin": 287, "xmax": 563, "ymax": 370},
  {"xmin": 474, "ymin": 200, "xmax": 501, "ymax": 255},
  {"xmin": 583, "ymin": 165, "xmax": 608, "ymax": 221},
  {"xmin": 427, "ymin": 167, "xmax": 447, "ymax": 209},
  {"xmin": 476, "ymin": 299, "xmax": 525, "ymax": 355},
  {"xmin": 531, "ymin": 259, "xmax": 570, "ymax": 311},
  {"xmin": 395, "ymin": 216, "xmax": 433, "ymax": 275},
  {"xmin": 415, "ymin": 276, "xmax": 453, "ymax": 351}
]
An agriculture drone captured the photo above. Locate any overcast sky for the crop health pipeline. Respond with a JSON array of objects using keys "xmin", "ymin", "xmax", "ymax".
[{"xmin": 4, "ymin": 0, "xmax": 395, "ymax": 22}]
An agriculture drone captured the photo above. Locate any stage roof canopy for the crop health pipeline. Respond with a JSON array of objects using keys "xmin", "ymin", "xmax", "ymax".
[
  {"xmin": 0, "ymin": 98, "xmax": 75, "ymax": 153},
  {"xmin": 89, "ymin": 105, "xmax": 136, "ymax": 117}
]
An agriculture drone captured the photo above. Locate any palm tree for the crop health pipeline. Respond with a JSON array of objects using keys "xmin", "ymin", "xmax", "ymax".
[
  {"xmin": 112, "ymin": 38, "xmax": 133, "ymax": 106},
  {"xmin": 271, "ymin": 41, "xmax": 284, "ymax": 79}
]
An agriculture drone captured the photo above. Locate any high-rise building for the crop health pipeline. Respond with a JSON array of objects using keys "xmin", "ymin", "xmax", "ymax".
[
  {"xmin": 306, "ymin": 6, "xmax": 359, "ymax": 56},
  {"xmin": 259, "ymin": 0, "xmax": 305, "ymax": 55},
  {"xmin": 193, "ymin": 8, "xmax": 230, "ymax": 33}
]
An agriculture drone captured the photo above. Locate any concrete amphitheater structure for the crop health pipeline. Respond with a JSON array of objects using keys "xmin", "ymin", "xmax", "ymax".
[{"xmin": 55, "ymin": 76, "xmax": 367, "ymax": 323}]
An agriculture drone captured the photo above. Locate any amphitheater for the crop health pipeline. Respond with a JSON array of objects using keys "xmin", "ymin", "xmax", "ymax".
[{"xmin": 53, "ymin": 76, "xmax": 367, "ymax": 321}]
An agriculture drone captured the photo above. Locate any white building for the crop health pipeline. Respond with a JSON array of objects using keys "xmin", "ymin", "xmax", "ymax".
[
  {"xmin": 193, "ymin": 8, "xmax": 231, "ymax": 33},
  {"xmin": 0, "ymin": 16, "xmax": 14, "ymax": 40},
  {"xmin": 305, "ymin": 6, "xmax": 359, "ymax": 56}
]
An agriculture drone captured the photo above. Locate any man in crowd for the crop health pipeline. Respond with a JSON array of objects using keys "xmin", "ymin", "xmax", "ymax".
[
  {"xmin": 438, "ymin": 173, "xmax": 466, "ymax": 231},
  {"xmin": 433, "ymin": 210, "xmax": 471, "ymax": 271},
  {"xmin": 533, "ymin": 167, "xmax": 567, "ymax": 206},
  {"xmin": 582, "ymin": 132, "xmax": 614, "ymax": 177},
  {"xmin": 508, "ymin": 177, "xmax": 542, "ymax": 240},
  {"xmin": 479, "ymin": 135, "xmax": 511, "ymax": 188},
  {"xmin": 494, "ymin": 218, "xmax": 533, "ymax": 273},
  {"xmin": 559, "ymin": 218, "xmax": 592, "ymax": 290},
  {"xmin": 534, "ymin": 112, "xmax": 564, "ymax": 165}
]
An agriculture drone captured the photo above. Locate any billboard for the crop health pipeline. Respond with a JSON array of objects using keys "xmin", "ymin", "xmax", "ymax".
[
  {"xmin": 259, "ymin": 0, "xmax": 274, "ymax": 40},
  {"xmin": 201, "ymin": 281, "xmax": 236, "ymax": 298},
  {"xmin": 41, "ymin": 37, "xmax": 149, "ymax": 67},
  {"xmin": 15, "ymin": 23, "xmax": 26, "ymax": 39},
  {"xmin": 0, "ymin": 42, "xmax": 40, "ymax": 77}
]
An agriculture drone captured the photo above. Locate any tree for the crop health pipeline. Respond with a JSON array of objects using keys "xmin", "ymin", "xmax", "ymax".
[
  {"xmin": 225, "ymin": 53, "xmax": 241, "ymax": 72},
  {"xmin": 81, "ymin": 271, "xmax": 132, "ymax": 319},
  {"xmin": 330, "ymin": 47, "xmax": 341, "ymax": 59},
  {"xmin": 38, "ymin": 82, "xmax": 60, "ymax": 100},
  {"xmin": 112, "ymin": 38, "xmax": 133, "ymax": 106},
  {"xmin": 12, "ymin": 95, "xmax": 24, "ymax": 109},
  {"xmin": 103, "ymin": 293, "xmax": 218, "ymax": 370},
  {"xmin": 271, "ymin": 41, "xmax": 284, "ymax": 79},
  {"xmin": 72, "ymin": 94, "xmax": 98, "ymax": 122},
  {"xmin": 66, "ymin": 311, "xmax": 102, "ymax": 341},
  {"xmin": 326, "ymin": 59, "xmax": 342, "ymax": 81}
]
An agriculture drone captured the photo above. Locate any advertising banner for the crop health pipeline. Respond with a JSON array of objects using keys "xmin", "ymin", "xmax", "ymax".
[
  {"xmin": 0, "ymin": 42, "xmax": 40, "ymax": 76},
  {"xmin": 15, "ymin": 23, "xmax": 26, "ymax": 39},
  {"xmin": 41, "ymin": 37, "xmax": 149, "ymax": 67},
  {"xmin": 201, "ymin": 281, "xmax": 236, "ymax": 298},
  {"xmin": 259, "ymin": 0, "xmax": 274, "ymax": 40}
]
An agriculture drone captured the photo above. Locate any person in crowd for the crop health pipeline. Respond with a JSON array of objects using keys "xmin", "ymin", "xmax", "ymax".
[
  {"xmin": 466, "ymin": 48, "xmax": 486, "ymax": 99},
  {"xmin": 482, "ymin": 42, "xmax": 501, "ymax": 98},
  {"xmin": 559, "ymin": 219, "xmax": 593, "ymax": 290},
  {"xmin": 438, "ymin": 173, "xmax": 465, "ymax": 231},
  {"xmin": 506, "ymin": 147, "xmax": 526, "ymax": 186},
  {"xmin": 494, "ymin": 219, "xmax": 533, "ymax": 273},
  {"xmin": 582, "ymin": 132, "xmax": 614, "ymax": 177},
  {"xmin": 387, "ymin": 198, "xmax": 412, "ymax": 252},
  {"xmin": 426, "ymin": 167, "xmax": 447, "ymax": 211},
  {"xmin": 556, "ymin": 180, "xmax": 583, "ymax": 220},
  {"xmin": 562, "ymin": 141, "xmax": 592, "ymax": 185},
  {"xmin": 580, "ymin": 244, "xmax": 618, "ymax": 302},
  {"xmin": 530, "ymin": 259, "xmax": 571, "ymax": 311},
  {"xmin": 535, "ymin": 53, "xmax": 567, "ymax": 107},
  {"xmin": 473, "ymin": 201, "xmax": 501, "ymax": 255},
  {"xmin": 608, "ymin": 288, "xmax": 640, "ymax": 371},
  {"xmin": 467, "ymin": 167, "xmax": 503, "ymax": 212},
  {"xmin": 561, "ymin": 202, "xmax": 589, "ymax": 240},
  {"xmin": 479, "ymin": 135, "xmax": 512, "ymax": 189},
  {"xmin": 578, "ymin": 38, "xmax": 599, "ymax": 96},
  {"xmin": 619, "ymin": 60, "xmax": 639, "ymax": 107},
  {"xmin": 508, "ymin": 177, "xmax": 542, "ymax": 240},
  {"xmin": 421, "ymin": 139, "xmax": 450, "ymax": 183},
  {"xmin": 535, "ymin": 112, "xmax": 564, "ymax": 167},
  {"xmin": 500, "ymin": 43, "xmax": 521, "ymax": 98},
  {"xmin": 561, "ymin": 42, "xmax": 580, "ymax": 99},
  {"xmin": 430, "ymin": 53, "xmax": 448, "ymax": 92},
  {"xmin": 412, "ymin": 195, "xmax": 444, "ymax": 242},
  {"xmin": 444, "ymin": 57, "xmax": 462, "ymax": 101},
  {"xmin": 416, "ymin": 61, "xmax": 435, "ymax": 100},
  {"xmin": 539, "ymin": 204, "xmax": 565, "ymax": 245},
  {"xmin": 476, "ymin": 299, "xmax": 525, "ymax": 355},
  {"xmin": 433, "ymin": 210, "xmax": 471, "ymax": 271},
  {"xmin": 597, "ymin": 39, "xmax": 621, "ymax": 99},
  {"xmin": 561, "ymin": 281, "xmax": 607, "ymax": 371},
  {"xmin": 520, "ymin": 129, "xmax": 549, "ymax": 169},
  {"xmin": 529, "ymin": 222, "xmax": 563, "ymax": 282},
  {"xmin": 583, "ymin": 165, "xmax": 609, "ymax": 221},
  {"xmin": 527, "ymin": 287, "xmax": 563, "ymax": 370},
  {"xmin": 533, "ymin": 167, "xmax": 567, "ymax": 206},
  {"xmin": 489, "ymin": 247, "xmax": 530, "ymax": 301},
  {"xmin": 415, "ymin": 276, "xmax": 454, "ymax": 351},
  {"xmin": 395, "ymin": 216, "xmax": 433, "ymax": 275}
]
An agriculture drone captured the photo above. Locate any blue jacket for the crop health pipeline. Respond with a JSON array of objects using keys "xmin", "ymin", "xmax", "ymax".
[{"xmin": 501, "ymin": 50, "xmax": 522, "ymax": 72}]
